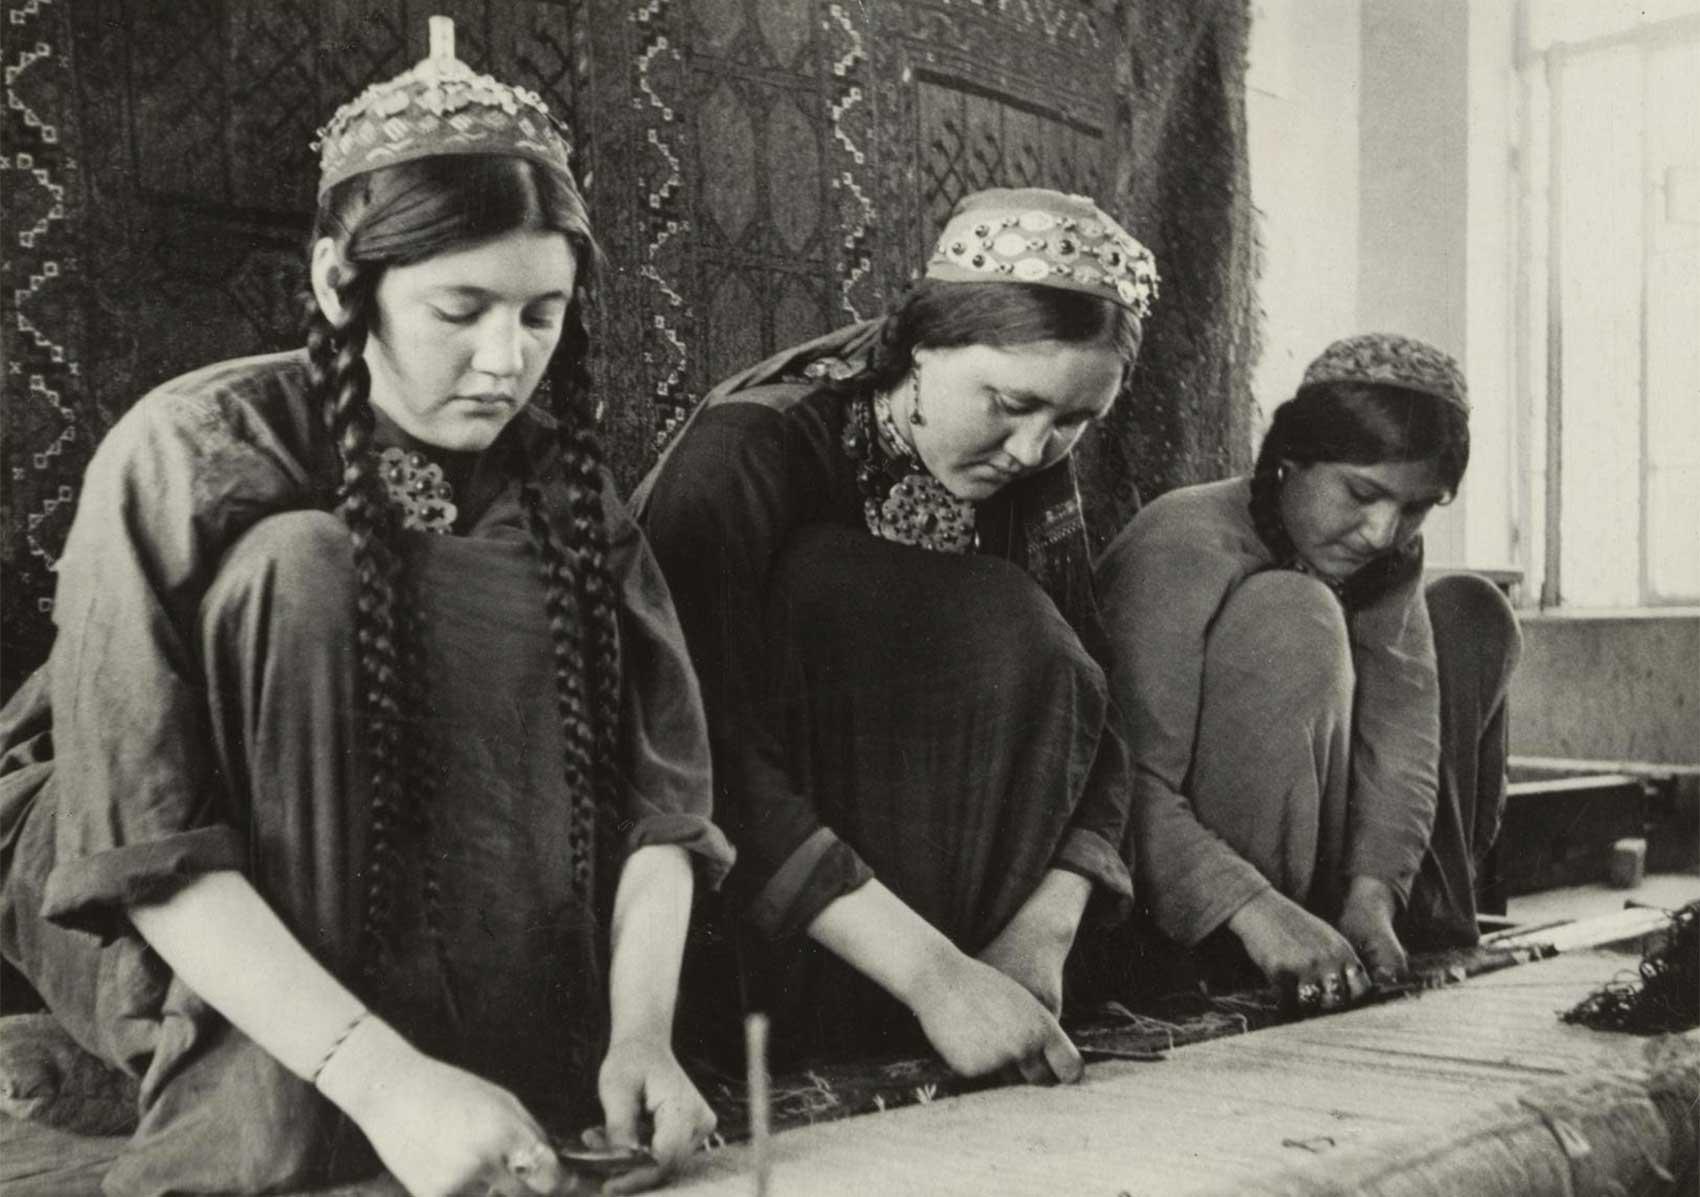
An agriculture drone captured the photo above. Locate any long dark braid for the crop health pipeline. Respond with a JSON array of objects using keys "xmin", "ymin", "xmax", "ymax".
[
  {"xmin": 393, "ymin": 542, "xmax": 462, "ymax": 1022},
  {"xmin": 303, "ymin": 279, "xmax": 414, "ymax": 980},
  {"xmin": 515, "ymin": 289, "xmax": 623, "ymax": 907},
  {"xmin": 555, "ymin": 297, "xmax": 623, "ymax": 841},
  {"xmin": 305, "ymin": 156, "xmax": 621, "ymax": 1017}
]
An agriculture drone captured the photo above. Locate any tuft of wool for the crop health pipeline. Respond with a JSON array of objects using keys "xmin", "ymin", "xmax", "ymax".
[{"xmin": 1563, "ymin": 899, "xmax": 1700, "ymax": 1035}]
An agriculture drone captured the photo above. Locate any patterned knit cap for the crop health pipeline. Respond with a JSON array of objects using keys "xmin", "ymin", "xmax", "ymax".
[
  {"xmin": 925, "ymin": 188, "xmax": 1158, "ymax": 318},
  {"xmin": 314, "ymin": 17, "xmax": 575, "ymax": 198},
  {"xmin": 1301, "ymin": 333, "xmax": 1470, "ymax": 415}
]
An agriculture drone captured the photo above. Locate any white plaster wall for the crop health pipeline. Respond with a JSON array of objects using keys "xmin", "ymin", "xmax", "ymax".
[
  {"xmin": 1462, "ymin": 1, "xmax": 1519, "ymax": 570},
  {"xmin": 1245, "ymin": 0, "xmax": 1362, "ymax": 428},
  {"xmin": 1247, "ymin": 0, "xmax": 1520, "ymax": 571}
]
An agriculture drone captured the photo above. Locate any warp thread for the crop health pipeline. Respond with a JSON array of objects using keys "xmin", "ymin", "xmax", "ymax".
[{"xmin": 1562, "ymin": 900, "xmax": 1699, "ymax": 1035}]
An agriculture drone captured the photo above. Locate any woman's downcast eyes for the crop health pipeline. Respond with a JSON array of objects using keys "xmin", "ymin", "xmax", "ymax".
[
  {"xmin": 987, "ymin": 388, "xmax": 1099, "ymax": 430},
  {"xmin": 427, "ymin": 302, "xmax": 566, "ymax": 330},
  {"xmin": 1344, "ymin": 482, "xmax": 1441, "ymax": 518}
]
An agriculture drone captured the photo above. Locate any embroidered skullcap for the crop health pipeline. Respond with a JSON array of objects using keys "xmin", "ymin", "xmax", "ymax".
[
  {"xmin": 925, "ymin": 187, "xmax": 1159, "ymax": 318},
  {"xmin": 314, "ymin": 16, "xmax": 576, "ymax": 198},
  {"xmin": 1301, "ymin": 333, "xmax": 1470, "ymax": 415}
]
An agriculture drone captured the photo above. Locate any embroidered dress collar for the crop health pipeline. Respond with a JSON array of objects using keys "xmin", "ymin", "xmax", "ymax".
[
  {"xmin": 843, "ymin": 392, "xmax": 977, "ymax": 554},
  {"xmin": 369, "ymin": 408, "xmax": 482, "ymax": 534}
]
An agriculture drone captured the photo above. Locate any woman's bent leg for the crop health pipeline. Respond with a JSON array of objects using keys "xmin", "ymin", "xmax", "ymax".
[
  {"xmin": 103, "ymin": 510, "xmax": 374, "ymax": 1196},
  {"xmin": 1402, "ymin": 573, "xmax": 1521, "ymax": 948},
  {"xmin": 730, "ymin": 525, "xmax": 1112, "ymax": 1062},
  {"xmin": 1188, "ymin": 572, "xmax": 1355, "ymax": 917},
  {"xmin": 0, "ymin": 512, "xmax": 372, "ymax": 1195}
]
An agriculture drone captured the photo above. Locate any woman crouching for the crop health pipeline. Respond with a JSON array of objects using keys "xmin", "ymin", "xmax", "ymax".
[
  {"xmin": 0, "ymin": 22, "xmax": 731, "ymax": 1196},
  {"xmin": 1097, "ymin": 334, "xmax": 1520, "ymax": 1011},
  {"xmin": 635, "ymin": 188, "xmax": 1157, "ymax": 1081}
]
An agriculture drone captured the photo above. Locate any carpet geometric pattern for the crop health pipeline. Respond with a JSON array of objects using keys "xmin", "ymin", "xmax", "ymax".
[{"xmin": 0, "ymin": 0, "xmax": 1256, "ymax": 697}]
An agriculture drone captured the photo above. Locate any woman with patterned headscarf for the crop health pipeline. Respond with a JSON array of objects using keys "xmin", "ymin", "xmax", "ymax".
[
  {"xmin": 0, "ymin": 21, "xmax": 732, "ymax": 1196},
  {"xmin": 1096, "ymin": 334, "xmax": 1520, "ymax": 1014},
  {"xmin": 635, "ymin": 188, "xmax": 1157, "ymax": 1081}
]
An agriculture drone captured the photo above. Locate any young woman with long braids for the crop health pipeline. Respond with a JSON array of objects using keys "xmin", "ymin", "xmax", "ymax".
[
  {"xmin": 634, "ymin": 188, "xmax": 1157, "ymax": 1081},
  {"xmin": 1096, "ymin": 334, "xmax": 1520, "ymax": 1013},
  {"xmin": 0, "ymin": 21, "xmax": 731, "ymax": 1196}
]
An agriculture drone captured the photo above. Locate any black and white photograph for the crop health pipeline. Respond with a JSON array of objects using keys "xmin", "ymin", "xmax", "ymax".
[{"xmin": 1, "ymin": 1, "xmax": 1696, "ymax": 1193}]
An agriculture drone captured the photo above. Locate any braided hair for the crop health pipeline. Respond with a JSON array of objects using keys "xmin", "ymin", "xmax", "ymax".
[
  {"xmin": 1250, "ymin": 379, "xmax": 1470, "ymax": 608},
  {"xmin": 304, "ymin": 155, "xmax": 618, "ymax": 1010}
]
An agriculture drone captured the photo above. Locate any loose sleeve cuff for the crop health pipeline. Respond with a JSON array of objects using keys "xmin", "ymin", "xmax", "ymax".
[
  {"xmin": 624, "ymin": 812, "xmax": 737, "ymax": 890},
  {"xmin": 746, "ymin": 826, "xmax": 874, "ymax": 940},
  {"xmin": 40, "ymin": 826, "xmax": 246, "ymax": 942},
  {"xmin": 1155, "ymin": 862, "xmax": 1275, "ymax": 948},
  {"xmin": 1051, "ymin": 828, "xmax": 1133, "ymax": 901}
]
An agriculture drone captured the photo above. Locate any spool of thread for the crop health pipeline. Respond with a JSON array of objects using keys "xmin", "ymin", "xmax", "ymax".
[{"xmin": 1608, "ymin": 837, "xmax": 1647, "ymax": 889}]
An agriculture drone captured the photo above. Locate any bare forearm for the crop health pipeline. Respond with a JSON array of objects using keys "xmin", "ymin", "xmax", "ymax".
[
  {"xmin": 607, "ymin": 845, "xmax": 694, "ymax": 1045},
  {"xmin": 806, "ymin": 879, "xmax": 960, "ymax": 1006},
  {"xmin": 128, "ymin": 871, "xmax": 402, "ymax": 1098},
  {"xmin": 1016, "ymin": 869, "xmax": 1091, "ymax": 937}
]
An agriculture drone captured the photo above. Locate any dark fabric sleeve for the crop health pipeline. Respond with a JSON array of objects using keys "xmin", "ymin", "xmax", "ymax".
[
  {"xmin": 640, "ymin": 404, "xmax": 874, "ymax": 938},
  {"xmin": 1344, "ymin": 548, "xmax": 1441, "ymax": 902},
  {"xmin": 1095, "ymin": 502, "xmax": 1275, "ymax": 945},
  {"xmin": 1048, "ymin": 701, "xmax": 1135, "ymax": 907},
  {"xmin": 598, "ymin": 472, "xmax": 736, "ymax": 887},
  {"xmin": 39, "ymin": 391, "xmax": 297, "ymax": 939}
]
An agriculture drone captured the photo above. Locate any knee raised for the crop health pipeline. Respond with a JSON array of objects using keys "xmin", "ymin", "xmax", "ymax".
[
  {"xmin": 1211, "ymin": 571, "xmax": 1352, "ymax": 695},
  {"xmin": 975, "ymin": 563, "xmax": 1097, "ymax": 682},
  {"xmin": 1427, "ymin": 572, "xmax": 1521, "ymax": 668},
  {"xmin": 204, "ymin": 511, "xmax": 355, "ymax": 621}
]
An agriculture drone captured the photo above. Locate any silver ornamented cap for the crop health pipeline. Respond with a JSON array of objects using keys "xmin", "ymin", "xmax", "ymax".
[
  {"xmin": 924, "ymin": 187, "xmax": 1159, "ymax": 318},
  {"xmin": 314, "ymin": 16, "xmax": 576, "ymax": 198}
]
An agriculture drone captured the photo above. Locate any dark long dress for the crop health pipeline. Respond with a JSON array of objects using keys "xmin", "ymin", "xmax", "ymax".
[
  {"xmin": 635, "ymin": 325, "xmax": 1134, "ymax": 1067},
  {"xmin": 0, "ymin": 351, "xmax": 734, "ymax": 1196}
]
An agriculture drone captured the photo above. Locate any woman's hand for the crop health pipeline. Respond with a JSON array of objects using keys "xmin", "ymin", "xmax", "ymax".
[
  {"xmin": 593, "ymin": 1035, "xmax": 718, "ymax": 1195},
  {"xmin": 805, "ymin": 879, "xmax": 1081, "ymax": 1084},
  {"xmin": 1336, "ymin": 875, "xmax": 1409, "ymax": 985},
  {"xmin": 909, "ymin": 951, "xmax": 1084, "ymax": 1084},
  {"xmin": 1226, "ymin": 888, "xmax": 1371, "ymax": 1011},
  {"xmin": 978, "ymin": 870, "xmax": 1093, "ymax": 1015},
  {"xmin": 318, "ymin": 1017, "xmax": 562, "ymax": 1197}
]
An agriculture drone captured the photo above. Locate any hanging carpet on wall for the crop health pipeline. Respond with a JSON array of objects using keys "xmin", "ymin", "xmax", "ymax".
[{"xmin": 0, "ymin": 0, "xmax": 1256, "ymax": 698}]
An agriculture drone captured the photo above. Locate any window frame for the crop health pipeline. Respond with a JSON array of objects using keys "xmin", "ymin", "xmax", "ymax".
[{"xmin": 1515, "ymin": 7, "xmax": 1700, "ymax": 610}]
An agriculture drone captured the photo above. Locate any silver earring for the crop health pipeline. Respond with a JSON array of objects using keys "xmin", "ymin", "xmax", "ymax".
[{"xmin": 908, "ymin": 366, "xmax": 925, "ymax": 427}]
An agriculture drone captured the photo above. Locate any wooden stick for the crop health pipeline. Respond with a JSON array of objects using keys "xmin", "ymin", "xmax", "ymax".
[{"xmin": 746, "ymin": 1013, "xmax": 772, "ymax": 1197}]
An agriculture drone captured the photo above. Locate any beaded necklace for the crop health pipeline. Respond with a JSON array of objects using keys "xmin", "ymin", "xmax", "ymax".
[
  {"xmin": 841, "ymin": 392, "xmax": 977, "ymax": 554},
  {"xmin": 377, "ymin": 446, "xmax": 459, "ymax": 534}
]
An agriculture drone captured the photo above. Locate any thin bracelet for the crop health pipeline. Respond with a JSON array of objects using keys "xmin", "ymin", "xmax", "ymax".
[{"xmin": 310, "ymin": 1008, "xmax": 373, "ymax": 1087}]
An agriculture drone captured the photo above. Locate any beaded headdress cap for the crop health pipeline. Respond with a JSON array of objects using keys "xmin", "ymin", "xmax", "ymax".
[
  {"xmin": 1301, "ymin": 333, "xmax": 1470, "ymax": 415},
  {"xmin": 315, "ymin": 16, "xmax": 576, "ymax": 198},
  {"xmin": 925, "ymin": 187, "xmax": 1159, "ymax": 319}
]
